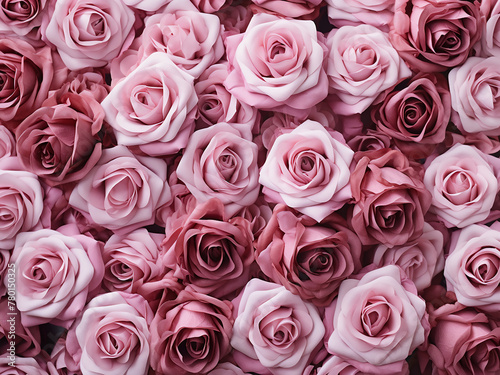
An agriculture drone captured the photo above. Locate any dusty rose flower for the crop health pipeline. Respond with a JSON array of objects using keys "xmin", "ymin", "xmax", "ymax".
[
  {"xmin": 0, "ymin": 356, "xmax": 49, "ymax": 374},
  {"xmin": 0, "ymin": 0, "xmax": 47, "ymax": 36}
]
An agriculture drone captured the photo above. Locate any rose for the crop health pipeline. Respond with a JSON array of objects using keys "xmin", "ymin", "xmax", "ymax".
[
  {"xmin": 0, "ymin": 0, "xmax": 47, "ymax": 36},
  {"xmin": 326, "ymin": 265, "xmax": 428, "ymax": 373},
  {"xmin": 350, "ymin": 148, "xmax": 431, "ymax": 247},
  {"xmin": 259, "ymin": 120, "xmax": 354, "ymax": 222},
  {"xmin": 371, "ymin": 72, "xmax": 451, "ymax": 159},
  {"xmin": 15, "ymin": 91, "xmax": 104, "ymax": 186},
  {"xmin": 256, "ymin": 204, "xmax": 362, "ymax": 306},
  {"xmin": 423, "ymin": 144, "xmax": 500, "ymax": 228},
  {"xmin": 0, "ymin": 125, "xmax": 15, "ymax": 158},
  {"xmin": 325, "ymin": 24, "xmax": 411, "ymax": 115},
  {"xmin": 176, "ymin": 123, "xmax": 260, "ymax": 217},
  {"xmin": 390, "ymin": 0, "xmax": 483, "ymax": 72},
  {"xmin": 231, "ymin": 278, "xmax": 325, "ymax": 375},
  {"xmin": 137, "ymin": 0, "xmax": 224, "ymax": 78},
  {"xmin": 479, "ymin": 0, "xmax": 500, "ymax": 57},
  {"xmin": 43, "ymin": 0, "xmax": 136, "ymax": 70},
  {"xmin": 162, "ymin": 198, "xmax": 254, "ymax": 299},
  {"xmin": 191, "ymin": 0, "xmax": 228, "ymax": 13},
  {"xmin": 325, "ymin": 0, "xmax": 394, "ymax": 32},
  {"xmin": 9, "ymin": 225, "xmax": 104, "ymax": 328},
  {"xmin": 448, "ymin": 56, "xmax": 500, "ymax": 136},
  {"xmin": 102, "ymin": 52, "xmax": 197, "ymax": 157},
  {"xmin": 224, "ymin": 13, "xmax": 328, "ymax": 115},
  {"xmin": 249, "ymin": 0, "xmax": 322, "ymax": 18},
  {"xmin": 69, "ymin": 146, "xmax": 172, "ymax": 233},
  {"xmin": 207, "ymin": 363, "xmax": 250, "ymax": 375},
  {"xmin": 150, "ymin": 289, "xmax": 233, "ymax": 375},
  {"xmin": 58, "ymin": 71, "xmax": 109, "ymax": 103},
  {"xmin": 0, "ymin": 356, "xmax": 49, "ymax": 374},
  {"xmin": 444, "ymin": 222, "xmax": 500, "ymax": 312}
]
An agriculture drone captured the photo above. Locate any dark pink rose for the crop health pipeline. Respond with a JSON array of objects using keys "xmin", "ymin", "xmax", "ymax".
[
  {"xmin": 57, "ymin": 71, "xmax": 109, "ymax": 103},
  {"xmin": 250, "ymin": 0, "xmax": 322, "ymax": 18},
  {"xmin": 350, "ymin": 148, "xmax": 431, "ymax": 247},
  {"xmin": 43, "ymin": 0, "xmax": 136, "ymax": 70},
  {"xmin": 231, "ymin": 278, "xmax": 325, "ymax": 375},
  {"xmin": 224, "ymin": 13, "xmax": 328, "ymax": 115},
  {"xmin": 325, "ymin": 0, "xmax": 395, "ymax": 32},
  {"xmin": 150, "ymin": 289, "xmax": 233, "ymax": 375},
  {"xmin": 0, "ymin": 125, "xmax": 15, "ymax": 158},
  {"xmin": 390, "ymin": 0, "xmax": 483, "ymax": 72},
  {"xmin": 216, "ymin": 5, "xmax": 252, "ymax": 39},
  {"xmin": 0, "ymin": 0, "xmax": 47, "ymax": 37},
  {"xmin": 256, "ymin": 204, "xmax": 362, "ymax": 306}
]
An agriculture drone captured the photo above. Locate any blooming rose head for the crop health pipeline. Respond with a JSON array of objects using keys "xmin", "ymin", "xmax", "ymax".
[
  {"xmin": 0, "ymin": 0, "xmax": 47, "ymax": 37},
  {"xmin": 325, "ymin": 0, "xmax": 395, "ymax": 32},
  {"xmin": 231, "ymin": 278, "xmax": 325, "ymax": 375},
  {"xmin": 260, "ymin": 120, "xmax": 354, "ymax": 222}
]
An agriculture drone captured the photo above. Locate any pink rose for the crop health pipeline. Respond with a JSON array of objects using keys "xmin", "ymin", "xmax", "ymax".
[
  {"xmin": 424, "ymin": 144, "xmax": 500, "ymax": 228},
  {"xmin": 326, "ymin": 265, "xmax": 428, "ymax": 373},
  {"xmin": 176, "ymin": 123, "xmax": 259, "ymax": 216},
  {"xmin": 43, "ymin": 0, "xmax": 136, "ymax": 70},
  {"xmin": 259, "ymin": 120, "xmax": 354, "ymax": 222},
  {"xmin": 9, "ymin": 225, "xmax": 104, "ymax": 328},
  {"xmin": 325, "ymin": 0, "xmax": 395, "ymax": 32},
  {"xmin": 0, "ymin": 0, "xmax": 47, "ymax": 37},
  {"xmin": 0, "ymin": 126, "xmax": 15, "ymax": 158},
  {"xmin": 231, "ymin": 278, "xmax": 325, "ymax": 375},
  {"xmin": 57, "ymin": 71, "xmax": 109, "ymax": 103},
  {"xmin": 207, "ymin": 363, "xmax": 250, "ymax": 375},
  {"xmin": 390, "ymin": 0, "xmax": 483, "ymax": 72},
  {"xmin": 326, "ymin": 24, "xmax": 411, "ymax": 115},
  {"xmin": 102, "ymin": 53, "xmax": 197, "ymax": 157},
  {"xmin": 0, "ymin": 356, "xmax": 49, "ymax": 374},
  {"xmin": 191, "ymin": 0, "xmax": 229, "ymax": 13},
  {"xmin": 224, "ymin": 13, "xmax": 328, "ymax": 115},
  {"xmin": 69, "ymin": 146, "xmax": 172, "ymax": 233},
  {"xmin": 250, "ymin": 0, "xmax": 322, "ymax": 18},
  {"xmin": 150, "ymin": 289, "xmax": 233, "ymax": 375}
]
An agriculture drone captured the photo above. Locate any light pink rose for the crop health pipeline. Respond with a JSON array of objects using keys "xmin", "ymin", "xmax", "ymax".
[
  {"xmin": 9, "ymin": 225, "xmax": 104, "ymax": 328},
  {"xmin": 326, "ymin": 24, "xmax": 411, "ymax": 115},
  {"xmin": 250, "ymin": 0, "xmax": 322, "ymax": 18},
  {"xmin": 137, "ymin": 0, "xmax": 224, "ymax": 78},
  {"xmin": 259, "ymin": 120, "xmax": 354, "ymax": 222},
  {"xmin": 224, "ymin": 13, "xmax": 328, "ymax": 115},
  {"xmin": 69, "ymin": 146, "xmax": 172, "ymax": 233},
  {"xmin": 176, "ymin": 123, "xmax": 259, "ymax": 217},
  {"xmin": 0, "ymin": 126, "xmax": 15, "ymax": 158},
  {"xmin": 43, "ymin": 0, "xmax": 136, "ymax": 70},
  {"xmin": 424, "ymin": 144, "xmax": 500, "ymax": 228},
  {"xmin": 102, "ymin": 53, "xmax": 197, "ymax": 157},
  {"xmin": 325, "ymin": 0, "xmax": 395, "ymax": 32},
  {"xmin": 231, "ymin": 278, "xmax": 325, "ymax": 375},
  {"xmin": 326, "ymin": 265, "xmax": 428, "ymax": 373}
]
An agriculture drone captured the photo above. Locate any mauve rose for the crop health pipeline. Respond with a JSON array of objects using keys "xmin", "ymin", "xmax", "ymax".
[
  {"xmin": 317, "ymin": 355, "xmax": 409, "ymax": 375},
  {"xmin": 250, "ymin": 0, "xmax": 322, "ymax": 18},
  {"xmin": 326, "ymin": 24, "xmax": 411, "ymax": 115},
  {"xmin": 176, "ymin": 123, "xmax": 259, "ymax": 217},
  {"xmin": 347, "ymin": 129, "xmax": 393, "ymax": 153},
  {"xmin": 0, "ymin": 0, "xmax": 47, "ymax": 36},
  {"xmin": 231, "ymin": 278, "xmax": 325, "ymax": 375},
  {"xmin": 9, "ymin": 225, "xmax": 104, "ymax": 328},
  {"xmin": 102, "ymin": 52, "xmax": 197, "ymax": 157},
  {"xmin": 137, "ymin": 0, "xmax": 224, "ymax": 79},
  {"xmin": 43, "ymin": 0, "xmax": 136, "ymax": 70},
  {"xmin": 326, "ymin": 265, "xmax": 428, "ymax": 373},
  {"xmin": 69, "ymin": 146, "xmax": 172, "ymax": 233},
  {"xmin": 424, "ymin": 144, "xmax": 500, "ymax": 228},
  {"xmin": 371, "ymin": 72, "xmax": 451, "ymax": 159},
  {"xmin": 0, "ymin": 125, "xmax": 15, "ymax": 158},
  {"xmin": 390, "ymin": 0, "xmax": 483, "ymax": 72},
  {"xmin": 260, "ymin": 120, "xmax": 354, "ymax": 222},
  {"xmin": 150, "ymin": 289, "xmax": 233, "ymax": 375},
  {"xmin": 256, "ymin": 204, "xmax": 362, "ymax": 306},
  {"xmin": 350, "ymin": 148, "xmax": 431, "ymax": 247},
  {"xmin": 479, "ymin": 0, "xmax": 500, "ymax": 57},
  {"xmin": 162, "ymin": 198, "xmax": 254, "ymax": 299},
  {"xmin": 325, "ymin": 0, "xmax": 395, "ymax": 32},
  {"xmin": 58, "ymin": 71, "xmax": 109, "ymax": 103},
  {"xmin": 224, "ymin": 13, "xmax": 328, "ymax": 115}
]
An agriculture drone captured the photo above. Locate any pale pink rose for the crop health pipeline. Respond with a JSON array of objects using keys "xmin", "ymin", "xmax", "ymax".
[
  {"xmin": 250, "ymin": 0, "xmax": 322, "ymax": 18},
  {"xmin": 9, "ymin": 225, "xmax": 104, "ymax": 328},
  {"xmin": 0, "ymin": 0, "xmax": 47, "ymax": 37},
  {"xmin": 424, "ymin": 144, "xmax": 500, "ymax": 228},
  {"xmin": 479, "ymin": 0, "xmax": 500, "ymax": 57},
  {"xmin": 69, "ymin": 146, "xmax": 172, "ymax": 233},
  {"xmin": 325, "ymin": 0, "xmax": 394, "ymax": 32},
  {"xmin": 0, "ymin": 126, "xmax": 15, "ymax": 158},
  {"xmin": 231, "ymin": 278, "xmax": 325, "ymax": 375},
  {"xmin": 326, "ymin": 24, "xmax": 411, "ymax": 115},
  {"xmin": 102, "ymin": 53, "xmax": 197, "ymax": 157},
  {"xmin": 317, "ymin": 355, "xmax": 409, "ymax": 375},
  {"xmin": 224, "ymin": 13, "xmax": 328, "ymax": 115},
  {"xmin": 176, "ymin": 123, "xmax": 259, "ymax": 217},
  {"xmin": 259, "ymin": 120, "xmax": 354, "ymax": 222},
  {"xmin": 137, "ymin": 0, "xmax": 224, "ymax": 78},
  {"xmin": 43, "ymin": 0, "xmax": 136, "ymax": 70},
  {"xmin": 347, "ymin": 129, "xmax": 392, "ymax": 153},
  {"xmin": 326, "ymin": 265, "xmax": 428, "ymax": 373}
]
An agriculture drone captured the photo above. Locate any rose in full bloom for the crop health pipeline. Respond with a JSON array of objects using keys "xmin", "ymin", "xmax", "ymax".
[
  {"xmin": 256, "ymin": 204, "xmax": 362, "ymax": 306},
  {"xmin": 150, "ymin": 289, "xmax": 233, "ymax": 375},
  {"xmin": 325, "ymin": 0, "xmax": 395, "ymax": 31},
  {"xmin": 350, "ymin": 148, "xmax": 431, "ymax": 247},
  {"xmin": 326, "ymin": 265, "xmax": 428, "ymax": 373},
  {"xmin": 0, "ymin": 0, "xmax": 47, "ymax": 37},
  {"xmin": 9, "ymin": 225, "xmax": 104, "ymax": 327},
  {"xmin": 43, "ymin": 0, "xmax": 136, "ymax": 70},
  {"xmin": 69, "ymin": 146, "xmax": 172, "ymax": 233},
  {"xmin": 176, "ymin": 123, "xmax": 259, "ymax": 216},
  {"xmin": 424, "ymin": 144, "xmax": 500, "ymax": 228},
  {"xmin": 325, "ymin": 24, "xmax": 411, "ymax": 115},
  {"xmin": 259, "ymin": 120, "xmax": 354, "ymax": 222},
  {"xmin": 102, "ymin": 52, "xmax": 197, "ymax": 157},
  {"xmin": 231, "ymin": 278, "xmax": 325, "ymax": 375},
  {"xmin": 224, "ymin": 13, "xmax": 328, "ymax": 115},
  {"xmin": 390, "ymin": 0, "xmax": 483, "ymax": 72}
]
